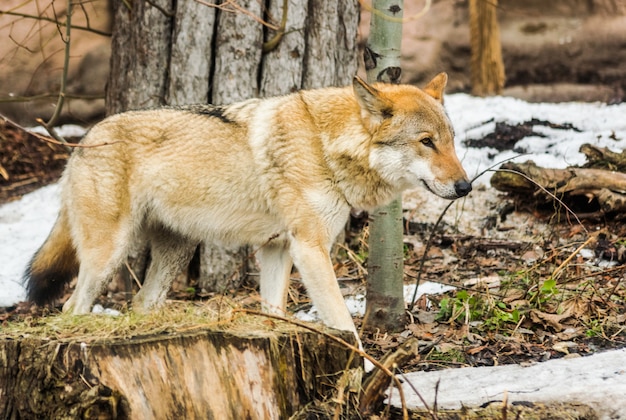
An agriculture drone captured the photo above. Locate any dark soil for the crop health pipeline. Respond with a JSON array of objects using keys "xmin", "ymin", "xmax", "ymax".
[
  {"xmin": 464, "ymin": 118, "xmax": 582, "ymax": 152},
  {"xmin": 0, "ymin": 118, "xmax": 69, "ymax": 204}
]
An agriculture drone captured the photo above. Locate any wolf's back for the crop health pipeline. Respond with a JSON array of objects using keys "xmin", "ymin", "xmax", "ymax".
[{"xmin": 24, "ymin": 208, "xmax": 78, "ymax": 305}]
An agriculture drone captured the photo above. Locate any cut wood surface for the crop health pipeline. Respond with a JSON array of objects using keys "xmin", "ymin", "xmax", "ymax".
[{"xmin": 1, "ymin": 311, "xmax": 358, "ymax": 419}]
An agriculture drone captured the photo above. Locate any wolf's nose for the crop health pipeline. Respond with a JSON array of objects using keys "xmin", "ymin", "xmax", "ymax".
[{"xmin": 454, "ymin": 180, "xmax": 472, "ymax": 197}]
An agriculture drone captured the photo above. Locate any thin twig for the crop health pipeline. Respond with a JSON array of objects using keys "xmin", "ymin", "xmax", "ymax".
[
  {"xmin": 558, "ymin": 264, "xmax": 626, "ymax": 285},
  {"xmin": 0, "ymin": 113, "xmax": 119, "ymax": 149},
  {"xmin": 551, "ymin": 233, "xmax": 598, "ymax": 280},
  {"xmin": 262, "ymin": 0, "xmax": 288, "ymax": 53},
  {"xmin": 0, "ymin": 10, "xmax": 112, "ymax": 36},
  {"xmin": 492, "ymin": 168, "xmax": 588, "ymax": 234},
  {"xmin": 407, "ymin": 154, "xmax": 528, "ymax": 311},
  {"xmin": 35, "ymin": 118, "xmax": 122, "ymax": 148},
  {"xmin": 195, "ymin": 0, "xmax": 280, "ymax": 30},
  {"xmin": 0, "ymin": 93, "xmax": 103, "ymax": 103},
  {"xmin": 35, "ymin": 118, "xmax": 70, "ymax": 152},
  {"xmin": 125, "ymin": 261, "xmax": 143, "ymax": 290},
  {"xmin": 399, "ymin": 369, "xmax": 437, "ymax": 419},
  {"xmin": 45, "ymin": 0, "xmax": 72, "ymax": 130}
]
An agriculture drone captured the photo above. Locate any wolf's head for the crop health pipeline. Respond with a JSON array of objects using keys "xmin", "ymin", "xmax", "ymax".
[{"xmin": 354, "ymin": 73, "xmax": 471, "ymax": 200}]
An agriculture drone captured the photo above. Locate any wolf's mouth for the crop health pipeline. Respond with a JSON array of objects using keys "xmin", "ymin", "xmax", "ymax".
[{"xmin": 421, "ymin": 180, "xmax": 435, "ymax": 195}]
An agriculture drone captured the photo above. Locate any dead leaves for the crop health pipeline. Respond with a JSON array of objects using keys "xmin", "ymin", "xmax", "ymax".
[{"xmin": 528, "ymin": 309, "xmax": 572, "ymax": 332}]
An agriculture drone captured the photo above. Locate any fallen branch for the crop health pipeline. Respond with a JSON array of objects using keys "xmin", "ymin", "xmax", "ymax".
[
  {"xmin": 491, "ymin": 161, "xmax": 626, "ymax": 217},
  {"xmin": 359, "ymin": 338, "xmax": 434, "ymax": 418}
]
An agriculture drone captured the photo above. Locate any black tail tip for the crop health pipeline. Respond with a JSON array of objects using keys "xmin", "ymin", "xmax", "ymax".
[{"xmin": 23, "ymin": 262, "xmax": 74, "ymax": 306}]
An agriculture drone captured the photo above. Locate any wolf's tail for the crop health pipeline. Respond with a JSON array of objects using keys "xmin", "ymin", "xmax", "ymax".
[{"xmin": 24, "ymin": 208, "xmax": 79, "ymax": 305}]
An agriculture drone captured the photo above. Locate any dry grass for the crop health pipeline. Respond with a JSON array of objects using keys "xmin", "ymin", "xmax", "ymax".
[{"xmin": 1, "ymin": 297, "xmax": 308, "ymax": 343}]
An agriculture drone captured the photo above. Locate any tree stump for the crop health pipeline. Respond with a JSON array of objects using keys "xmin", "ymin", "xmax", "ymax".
[{"xmin": 0, "ymin": 310, "xmax": 358, "ymax": 419}]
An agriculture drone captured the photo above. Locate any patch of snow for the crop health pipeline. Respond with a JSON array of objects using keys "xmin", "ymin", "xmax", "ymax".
[
  {"xmin": 29, "ymin": 124, "xmax": 87, "ymax": 139},
  {"xmin": 92, "ymin": 304, "xmax": 122, "ymax": 316},
  {"xmin": 447, "ymin": 95, "xmax": 626, "ymax": 185},
  {"xmin": 388, "ymin": 348, "xmax": 626, "ymax": 419},
  {"xmin": 0, "ymin": 184, "xmax": 60, "ymax": 307},
  {"xmin": 296, "ymin": 281, "xmax": 454, "ymax": 321}
]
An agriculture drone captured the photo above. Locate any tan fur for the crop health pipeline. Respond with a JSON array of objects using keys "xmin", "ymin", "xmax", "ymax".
[{"xmin": 25, "ymin": 73, "xmax": 471, "ymax": 346}]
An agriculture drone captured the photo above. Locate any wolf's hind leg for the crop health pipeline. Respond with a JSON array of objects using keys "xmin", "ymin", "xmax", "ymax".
[
  {"xmin": 132, "ymin": 229, "xmax": 196, "ymax": 313},
  {"xmin": 257, "ymin": 244, "xmax": 293, "ymax": 315},
  {"xmin": 63, "ymin": 242, "xmax": 127, "ymax": 314}
]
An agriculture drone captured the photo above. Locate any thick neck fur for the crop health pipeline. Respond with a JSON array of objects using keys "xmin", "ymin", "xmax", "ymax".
[{"xmin": 297, "ymin": 88, "xmax": 399, "ymax": 211}]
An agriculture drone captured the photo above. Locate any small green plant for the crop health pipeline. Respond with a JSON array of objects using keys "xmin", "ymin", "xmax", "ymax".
[
  {"xmin": 437, "ymin": 290, "xmax": 481, "ymax": 324},
  {"xmin": 437, "ymin": 290, "xmax": 521, "ymax": 334},
  {"xmin": 427, "ymin": 347, "xmax": 467, "ymax": 365},
  {"xmin": 584, "ymin": 319, "xmax": 604, "ymax": 338},
  {"xmin": 529, "ymin": 278, "xmax": 558, "ymax": 306},
  {"xmin": 483, "ymin": 301, "xmax": 521, "ymax": 331}
]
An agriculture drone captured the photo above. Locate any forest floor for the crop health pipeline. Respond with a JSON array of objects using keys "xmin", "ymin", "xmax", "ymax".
[
  {"xmin": 2, "ymin": 116, "xmax": 625, "ymax": 371},
  {"xmin": 2, "ymin": 115, "xmax": 626, "ymax": 419}
]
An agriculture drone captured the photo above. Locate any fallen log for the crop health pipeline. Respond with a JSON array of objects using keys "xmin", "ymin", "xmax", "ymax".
[
  {"xmin": 580, "ymin": 143, "xmax": 626, "ymax": 172},
  {"xmin": 491, "ymin": 159, "xmax": 626, "ymax": 216},
  {"xmin": 0, "ymin": 304, "xmax": 358, "ymax": 419}
]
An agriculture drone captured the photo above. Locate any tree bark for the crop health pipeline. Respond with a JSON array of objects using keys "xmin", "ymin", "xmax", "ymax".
[
  {"xmin": 260, "ymin": 0, "xmax": 307, "ymax": 96},
  {"xmin": 302, "ymin": 0, "xmax": 339, "ymax": 89},
  {"xmin": 106, "ymin": 0, "xmax": 174, "ymax": 114},
  {"xmin": 303, "ymin": 0, "xmax": 359, "ymax": 89},
  {"xmin": 364, "ymin": 0, "xmax": 407, "ymax": 333},
  {"xmin": 336, "ymin": 0, "xmax": 361, "ymax": 86},
  {"xmin": 104, "ymin": 1, "xmax": 359, "ymax": 296},
  {"xmin": 469, "ymin": 0, "xmax": 505, "ymax": 96},
  {"xmin": 166, "ymin": 1, "xmax": 216, "ymax": 105},
  {"xmin": 0, "ymin": 326, "xmax": 357, "ymax": 419},
  {"xmin": 211, "ymin": 0, "xmax": 263, "ymax": 105}
]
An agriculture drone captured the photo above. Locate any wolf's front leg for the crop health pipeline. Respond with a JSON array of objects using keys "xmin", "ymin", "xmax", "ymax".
[{"xmin": 288, "ymin": 237, "xmax": 359, "ymax": 343}]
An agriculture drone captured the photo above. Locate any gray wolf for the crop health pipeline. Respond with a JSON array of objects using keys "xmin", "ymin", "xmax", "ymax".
[{"xmin": 25, "ymin": 73, "xmax": 471, "ymax": 345}]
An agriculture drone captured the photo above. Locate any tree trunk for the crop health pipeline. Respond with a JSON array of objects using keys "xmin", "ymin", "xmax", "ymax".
[
  {"xmin": 260, "ymin": 0, "xmax": 308, "ymax": 96},
  {"xmin": 105, "ymin": 0, "xmax": 359, "ymax": 295},
  {"xmin": 469, "ymin": 0, "xmax": 505, "ymax": 96},
  {"xmin": 211, "ymin": 0, "xmax": 263, "ymax": 104},
  {"xmin": 106, "ymin": 0, "xmax": 174, "ymax": 113},
  {"xmin": 302, "ymin": 0, "xmax": 360, "ymax": 89},
  {"xmin": 0, "ymin": 326, "xmax": 357, "ymax": 419},
  {"xmin": 166, "ymin": 0, "xmax": 216, "ymax": 105},
  {"xmin": 363, "ymin": 0, "xmax": 407, "ymax": 333}
]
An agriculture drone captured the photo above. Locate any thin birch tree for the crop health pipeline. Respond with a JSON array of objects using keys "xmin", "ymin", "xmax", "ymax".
[{"xmin": 363, "ymin": 0, "xmax": 406, "ymax": 332}]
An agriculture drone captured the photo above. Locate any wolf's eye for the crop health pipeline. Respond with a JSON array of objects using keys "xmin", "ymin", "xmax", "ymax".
[{"xmin": 421, "ymin": 137, "xmax": 435, "ymax": 148}]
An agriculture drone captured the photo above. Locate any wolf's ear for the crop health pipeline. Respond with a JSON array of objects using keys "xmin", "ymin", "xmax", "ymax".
[
  {"xmin": 353, "ymin": 76, "xmax": 393, "ymax": 122},
  {"xmin": 423, "ymin": 72, "xmax": 448, "ymax": 104}
]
